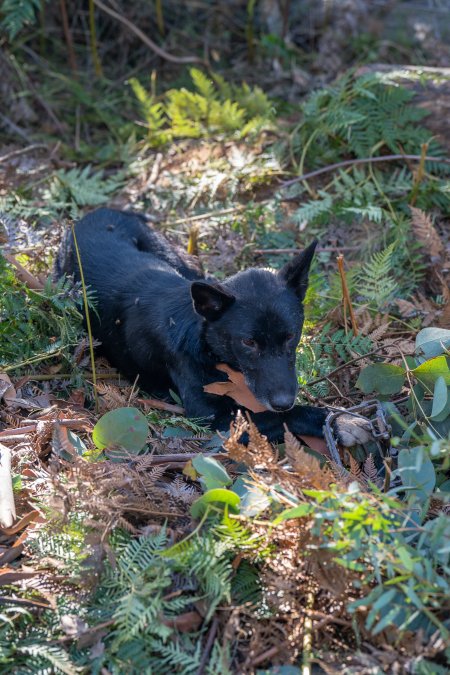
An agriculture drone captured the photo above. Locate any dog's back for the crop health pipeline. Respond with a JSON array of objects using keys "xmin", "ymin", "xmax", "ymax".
[
  {"xmin": 56, "ymin": 208, "xmax": 202, "ymax": 287},
  {"xmin": 56, "ymin": 208, "xmax": 205, "ymax": 390}
]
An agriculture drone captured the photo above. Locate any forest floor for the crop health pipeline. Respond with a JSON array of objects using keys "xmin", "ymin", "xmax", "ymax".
[{"xmin": 1, "ymin": 17, "xmax": 450, "ymax": 674}]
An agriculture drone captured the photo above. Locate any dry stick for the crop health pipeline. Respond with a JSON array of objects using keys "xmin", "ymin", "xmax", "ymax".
[
  {"xmin": 197, "ymin": 617, "xmax": 219, "ymax": 675},
  {"xmin": 3, "ymin": 254, "xmax": 44, "ymax": 290},
  {"xmin": 93, "ymin": 0, "xmax": 205, "ymax": 65},
  {"xmin": 0, "ymin": 144, "xmax": 47, "ymax": 164},
  {"xmin": 137, "ymin": 397, "xmax": 185, "ymax": 415},
  {"xmin": 18, "ymin": 372, "xmax": 120, "ymax": 382},
  {"xmin": 253, "ymin": 246, "xmax": 359, "ymax": 255},
  {"xmin": 251, "ymin": 646, "xmax": 280, "ymax": 668},
  {"xmin": 0, "ymin": 419, "xmax": 92, "ymax": 439},
  {"xmin": 305, "ymin": 345, "xmax": 397, "ymax": 387},
  {"xmin": 336, "ymin": 255, "xmax": 359, "ymax": 336},
  {"xmin": 59, "ymin": 0, "xmax": 78, "ymax": 75},
  {"xmin": 164, "ymin": 204, "xmax": 247, "ymax": 228},
  {"xmin": 280, "ymin": 153, "xmax": 450, "ymax": 189}
]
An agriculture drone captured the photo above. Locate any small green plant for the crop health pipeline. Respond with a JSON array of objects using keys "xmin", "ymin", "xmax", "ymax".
[
  {"xmin": 42, "ymin": 166, "xmax": 125, "ymax": 217},
  {"xmin": 0, "ymin": 256, "xmax": 85, "ymax": 371},
  {"xmin": 130, "ymin": 68, "xmax": 274, "ymax": 146},
  {"xmin": 0, "ymin": 0, "xmax": 41, "ymax": 39}
]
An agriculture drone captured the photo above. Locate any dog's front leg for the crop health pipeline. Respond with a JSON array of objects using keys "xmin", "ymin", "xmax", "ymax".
[{"xmin": 246, "ymin": 405, "xmax": 327, "ymax": 443}]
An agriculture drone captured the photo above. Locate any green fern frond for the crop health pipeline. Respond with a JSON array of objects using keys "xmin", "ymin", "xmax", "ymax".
[
  {"xmin": 357, "ymin": 243, "xmax": 398, "ymax": 306},
  {"xmin": 1, "ymin": 0, "xmax": 41, "ymax": 39},
  {"xmin": 292, "ymin": 191, "xmax": 333, "ymax": 224}
]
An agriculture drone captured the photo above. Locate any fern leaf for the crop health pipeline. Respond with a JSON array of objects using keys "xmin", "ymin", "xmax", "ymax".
[{"xmin": 409, "ymin": 206, "xmax": 443, "ymax": 258}]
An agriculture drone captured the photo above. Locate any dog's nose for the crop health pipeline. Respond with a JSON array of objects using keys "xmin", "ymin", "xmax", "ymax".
[{"xmin": 269, "ymin": 394, "xmax": 295, "ymax": 412}]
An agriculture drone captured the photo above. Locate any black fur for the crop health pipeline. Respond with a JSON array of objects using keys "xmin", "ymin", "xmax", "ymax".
[{"xmin": 57, "ymin": 208, "xmax": 368, "ymax": 445}]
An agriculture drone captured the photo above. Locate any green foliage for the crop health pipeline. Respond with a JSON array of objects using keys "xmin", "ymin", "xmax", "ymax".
[
  {"xmin": 0, "ymin": 256, "xmax": 85, "ymax": 370},
  {"xmin": 92, "ymin": 407, "xmax": 149, "ymax": 454},
  {"xmin": 131, "ymin": 68, "xmax": 274, "ymax": 145},
  {"xmin": 43, "ymin": 166, "xmax": 125, "ymax": 217},
  {"xmin": 0, "ymin": 0, "xmax": 41, "ymax": 39},
  {"xmin": 297, "ymin": 324, "xmax": 373, "ymax": 397},
  {"xmin": 292, "ymin": 72, "xmax": 430, "ymax": 166},
  {"xmin": 357, "ymin": 327, "xmax": 450, "ymax": 432},
  {"xmin": 356, "ymin": 242, "xmax": 398, "ymax": 307}
]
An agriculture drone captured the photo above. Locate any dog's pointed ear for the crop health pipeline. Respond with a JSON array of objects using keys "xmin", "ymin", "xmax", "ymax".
[
  {"xmin": 278, "ymin": 240, "xmax": 318, "ymax": 302},
  {"xmin": 191, "ymin": 281, "xmax": 235, "ymax": 321}
]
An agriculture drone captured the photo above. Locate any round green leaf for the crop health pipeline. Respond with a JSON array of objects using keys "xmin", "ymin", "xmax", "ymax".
[
  {"xmin": 397, "ymin": 446, "xmax": 436, "ymax": 499},
  {"xmin": 415, "ymin": 327, "xmax": 450, "ymax": 359},
  {"xmin": 92, "ymin": 407, "xmax": 148, "ymax": 453},
  {"xmin": 192, "ymin": 454, "xmax": 232, "ymax": 490},
  {"xmin": 190, "ymin": 488, "xmax": 240, "ymax": 519},
  {"xmin": 356, "ymin": 363, "xmax": 405, "ymax": 395},
  {"xmin": 413, "ymin": 356, "xmax": 450, "ymax": 389},
  {"xmin": 430, "ymin": 376, "xmax": 450, "ymax": 421}
]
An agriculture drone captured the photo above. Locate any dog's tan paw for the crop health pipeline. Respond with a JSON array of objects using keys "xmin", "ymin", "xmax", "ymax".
[{"xmin": 334, "ymin": 414, "xmax": 373, "ymax": 447}]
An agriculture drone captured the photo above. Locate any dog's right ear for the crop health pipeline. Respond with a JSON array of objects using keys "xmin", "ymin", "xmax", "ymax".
[
  {"xmin": 278, "ymin": 240, "xmax": 318, "ymax": 302},
  {"xmin": 191, "ymin": 281, "xmax": 235, "ymax": 321}
]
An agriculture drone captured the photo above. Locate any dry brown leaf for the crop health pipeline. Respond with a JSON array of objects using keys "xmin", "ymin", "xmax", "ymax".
[
  {"xmin": 0, "ymin": 374, "xmax": 17, "ymax": 406},
  {"xmin": 410, "ymin": 206, "xmax": 443, "ymax": 259},
  {"xmin": 394, "ymin": 298, "xmax": 418, "ymax": 318},
  {"xmin": 162, "ymin": 610, "xmax": 202, "ymax": 633},
  {"xmin": 204, "ymin": 363, "xmax": 267, "ymax": 413}
]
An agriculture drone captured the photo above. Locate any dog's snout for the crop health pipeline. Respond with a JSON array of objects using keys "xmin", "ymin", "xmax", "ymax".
[{"xmin": 269, "ymin": 393, "xmax": 296, "ymax": 412}]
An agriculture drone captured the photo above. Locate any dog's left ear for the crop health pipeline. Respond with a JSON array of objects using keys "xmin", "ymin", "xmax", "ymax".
[
  {"xmin": 191, "ymin": 281, "xmax": 235, "ymax": 321},
  {"xmin": 278, "ymin": 240, "xmax": 318, "ymax": 302}
]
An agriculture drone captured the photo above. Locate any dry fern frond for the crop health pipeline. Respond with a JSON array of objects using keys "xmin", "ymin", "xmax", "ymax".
[
  {"xmin": 225, "ymin": 412, "xmax": 276, "ymax": 470},
  {"xmin": 363, "ymin": 454, "xmax": 380, "ymax": 487},
  {"xmin": 166, "ymin": 476, "xmax": 198, "ymax": 504},
  {"xmin": 410, "ymin": 206, "xmax": 443, "ymax": 259},
  {"xmin": 96, "ymin": 382, "xmax": 137, "ymax": 411},
  {"xmin": 368, "ymin": 322, "xmax": 390, "ymax": 343},
  {"xmin": 349, "ymin": 454, "xmax": 362, "ymax": 480},
  {"xmin": 284, "ymin": 429, "xmax": 332, "ymax": 489}
]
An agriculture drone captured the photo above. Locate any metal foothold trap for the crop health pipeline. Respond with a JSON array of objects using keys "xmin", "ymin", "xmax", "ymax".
[{"xmin": 324, "ymin": 399, "xmax": 393, "ymax": 470}]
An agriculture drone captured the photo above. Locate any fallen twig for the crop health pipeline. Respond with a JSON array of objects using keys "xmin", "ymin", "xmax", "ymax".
[
  {"xmin": 0, "ymin": 144, "xmax": 48, "ymax": 164},
  {"xmin": 197, "ymin": 616, "xmax": 219, "ymax": 675},
  {"xmin": 336, "ymin": 255, "xmax": 358, "ymax": 336},
  {"xmin": 93, "ymin": 0, "xmax": 205, "ymax": 65},
  {"xmin": 137, "ymin": 397, "xmax": 185, "ymax": 414},
  {"xmin": 0, "ymin": 419, "xmax": 92, "ymax": 439},
  {"xmin": 253, "ymin": 246, "xmax": 359, "ymax": 255},
  {"xmin": 3, "ymin": 254, "xmax": 44, "ymax": 290},
  {"xmin": 280, "ymin": 153, "xmax": 450, "ymax": 189}
]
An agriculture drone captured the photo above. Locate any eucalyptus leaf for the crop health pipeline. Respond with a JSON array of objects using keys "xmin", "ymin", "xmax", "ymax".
[
  {"xmin": 190, "ymin": 488, "xmax": 240, "ymax": 519},
  {"xmin": 413, "ymin": 356, "xmax": 450, "ymax": 388},
  {"xmin": 356, "ymin": 363, "xmax": 405, "ymax": 395},
  {"xmin": 192, "ymin": 454, "xmax": 232, "ymax": 490},
  {"xmin": 430, "ymin": 376, "xmax": 450, "ymax": 421},
  {"xmin": 92, "ymin": 407, "xmax": 148, "ymax": 453},
  {"xmin": 415, "ymin": 327, "xmax": 450, "ymax": 359},
  {"xmin": 397, "ymin": 447, "xmax": 436, "ymax": 500}
]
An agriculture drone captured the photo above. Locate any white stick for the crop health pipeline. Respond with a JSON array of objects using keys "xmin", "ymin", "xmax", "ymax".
[{"xmin": 0, "ymin": 443, "xmax": 16, "ymax": 528}]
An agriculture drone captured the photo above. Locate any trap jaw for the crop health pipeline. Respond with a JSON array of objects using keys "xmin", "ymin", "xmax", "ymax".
[{"xmin": 324, "ymin": 399, "xmax": 392, "ymax": 468}]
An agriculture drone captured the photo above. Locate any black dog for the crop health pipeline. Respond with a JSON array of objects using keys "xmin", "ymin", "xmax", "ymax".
[{"xmin": 56, "ymin": 208, "xmax": 370, "ymax": 446}]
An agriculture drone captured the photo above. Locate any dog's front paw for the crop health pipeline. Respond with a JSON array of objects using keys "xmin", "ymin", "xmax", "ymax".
[{"xmin": 334, "ymin": 414, "xmax": 373, "ymax": 447}]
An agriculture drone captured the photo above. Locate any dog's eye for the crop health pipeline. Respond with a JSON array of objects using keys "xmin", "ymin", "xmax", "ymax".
[{"xmin": 242, "ymin": 338, "xmax": 257, "ymax": 348}]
